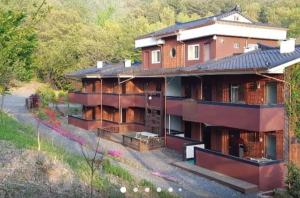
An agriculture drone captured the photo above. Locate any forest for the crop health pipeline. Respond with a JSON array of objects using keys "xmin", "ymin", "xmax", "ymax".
[{"xmin": 0, "ymin": 0, "xmax": 299, "ymax": 90}]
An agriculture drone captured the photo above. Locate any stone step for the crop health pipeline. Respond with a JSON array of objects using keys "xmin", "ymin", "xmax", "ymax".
[{"xmin": 172, "ymin": 161, "xmax": 259, "ymax": 194}]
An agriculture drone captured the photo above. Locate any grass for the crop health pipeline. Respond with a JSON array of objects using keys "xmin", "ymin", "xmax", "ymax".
[
  {"xmin": 102, "ymin": 158, "xmax": 134, "ymax": 182},
  {"xmin": 0, "ymin": 111, "xmax": 178, "ymax": 198},
  {"xmin": 0, "ymin": 111, "xmax": 106, "ymax": 190},
  {"xmin": 139, "ymin": 179, "xmax": 179, "ymax": 198},
  {"xmin": 0, "ymin": 113, "xmax": 37, "ymax": 149}
]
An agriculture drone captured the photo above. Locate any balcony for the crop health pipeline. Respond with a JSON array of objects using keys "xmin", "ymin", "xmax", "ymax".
[
  {"xmin": 102, "ymin": 93, "xmax": 119, "ymax": 107},
  {"xmin": 102, "ymin": 93, "xmax": 162, "ymax": 109},
  {"xmin": 166, "ymin": 97, "xmax": 184, "ymax": 116},
  {"xmin": 68, "ymin": 115, "xmax": 101, "ymax": 130},
  {"xmin": 68, "ymin": 92, "xmax": 101, "ymax": 106},
  {"xmin": 182, "ymin": 99, "xmax": 284, "ymax": 132}
]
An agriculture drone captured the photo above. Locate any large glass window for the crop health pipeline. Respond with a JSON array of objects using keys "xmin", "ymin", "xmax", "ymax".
[
  {"xmin": 188, "ymin": 44, "xmax": 200, "ymax": 60},
  {"xmin": 151, "ymin": 50, "xmax": 161, "ymax": 64}
]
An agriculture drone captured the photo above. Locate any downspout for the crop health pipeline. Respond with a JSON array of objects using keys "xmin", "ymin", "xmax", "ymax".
[
  {"xmin": 164, "ymin": 76, "xmax": 167, "ymax": 145},
  {"xmin": 100, "ymin": 78, "xmax": 103, "ymax": 128},
  {"xmin": 178, "ymin": 40, "xmax": 185, "ymax": 67},
  {"xmin": 118, "ymin": 77, "xmax": 121, "ymax": 124}
]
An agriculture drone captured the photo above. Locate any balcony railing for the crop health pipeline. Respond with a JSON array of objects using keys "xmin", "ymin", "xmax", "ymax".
[
  {"xmin": 68, "ymin": 115, "xmax": 101, "ymax": 130},
  {"xmin": 102, "ymin": 93, "xmax": 162, "ymax": 108},
  {"xmin": 194, "ymin": 147, "xmax": 284, "ymax": 191},
  {"xmin": 182, "ymin": 99, "xmax": 284, "ymax": 132},
  {"xmin": 68, "ymin": 92, "xmax": 101, "ymax": 106}
]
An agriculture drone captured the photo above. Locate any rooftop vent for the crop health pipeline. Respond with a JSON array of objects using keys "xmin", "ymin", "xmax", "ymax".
[
  {"xmin": 280, "ymin": 39, "xmax": 295, "ymax": 54},
  {"xmin": 124, "ymin": 59, "xmax": 131, "ymax": 68},
  {"xmin": 96, "ymin": 61, "xmax": 103, "ymax": 68}
]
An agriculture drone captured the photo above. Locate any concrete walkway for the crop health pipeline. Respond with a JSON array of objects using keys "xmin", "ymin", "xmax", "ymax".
[{"xmin": 1, "ymin": 88, "xmax": 259, "ymax": 198}]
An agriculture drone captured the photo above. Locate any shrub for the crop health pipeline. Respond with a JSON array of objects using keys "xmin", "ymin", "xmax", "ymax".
[
  {"xmin": 36, "ymin": 86, "xmax": 56, "ymax": 107},
  {"xmin": 286, "ymin": 163, "xmax": 300, "ymax": 198},
  {"xmin": 36, "ymin": 108, "xmax": 48, "ymax": 120},
  {"xmin": 57, "ymin": 91, "xmax": 68, "ymax": 103}
]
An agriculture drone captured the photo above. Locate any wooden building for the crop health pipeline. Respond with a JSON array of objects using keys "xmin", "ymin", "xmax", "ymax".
[{"xmin": 67, "ymin": 7, "xmax": 300, "ymax": 191}]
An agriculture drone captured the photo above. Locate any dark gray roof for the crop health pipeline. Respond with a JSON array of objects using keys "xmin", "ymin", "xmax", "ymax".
[
  {"xmin": 137, "ymin": 7, "xmax": 283, "ymax": 40},
  {"xmin": 68, "ymin": 45, "xmax": 300, "ymax": 78},
  {"xmin": 67, "ymin": 62, "xmax": 141, "ymax": 78},
  {"xmin": 137, "ymin": 12, "xmax": 225, "ymax": 39},
  {"xmin": 120, "ymin": 45, "xmax": 300, "ymax": 77},
  {"xmin": 184, "ymin": 45, "xmax": 300, "ymax": 73}
]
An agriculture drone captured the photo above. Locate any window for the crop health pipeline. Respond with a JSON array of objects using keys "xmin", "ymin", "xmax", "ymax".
[
  {"xmin": 230, "ymin": 84, "xmax": 244, "ymax": 103},
  {"xmin": 266, "ymin": 82, "xmax": 277, "ymax": 105},
  {"xmin": 151, "ymin": 50, "xmax": 161, "ymax": 64},
  {"xmin": 170, "ymin": 47, "xmax": 176, "ymax": 58},
  {"xmin": 234, "ymin": 42, "xmax": 240, "ymax": 49},
  {"xmin": 188, "ymin": 44, "xmax": 200, "ymax": 60}
]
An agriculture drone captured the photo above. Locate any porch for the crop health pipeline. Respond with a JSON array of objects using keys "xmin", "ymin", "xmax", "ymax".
[{"xmin": 193, "ymin": 147, "xmax": 284, "ymax": 191}]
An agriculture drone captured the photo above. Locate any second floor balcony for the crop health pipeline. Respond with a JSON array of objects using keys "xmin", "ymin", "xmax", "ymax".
[
  {"xmin": 181, "ymin": 99, "xmax": 284, "ymax": 132},
  {"xmin": 69, "ymin": 91, "xmax": 163, "ymax": 109},
  {"xmin": 68, "ymin": 92, "xmax": 101, "ymax": 106}
]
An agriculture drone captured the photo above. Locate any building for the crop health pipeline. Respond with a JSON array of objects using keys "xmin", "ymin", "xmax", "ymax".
[{"xmin": 67, "ymin": 7, "xmax": 300, "ymax": 191}]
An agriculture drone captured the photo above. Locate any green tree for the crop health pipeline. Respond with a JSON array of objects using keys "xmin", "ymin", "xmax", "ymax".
[
  {"xmin": 258, "ymin": 6, "xmax": 268, "ymax": 23},
  {"xmin": 0, "ymin": 9, "xmax": 37, "ymax": 116}
]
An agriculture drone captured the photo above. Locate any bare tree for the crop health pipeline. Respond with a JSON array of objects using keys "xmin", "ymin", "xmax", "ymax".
[{"xmin": 80, "ymin": 134, "xmax": 103, "ymax": 198}]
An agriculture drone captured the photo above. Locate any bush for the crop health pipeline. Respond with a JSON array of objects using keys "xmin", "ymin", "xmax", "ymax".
[
  {"xmin": 57, "ymin": 91, "xmax": 68, "ymax": 103},
  {"xmin": 36, "ymin": 86, "xmax": 56, "ymax": 107},
  {"xmin": 36, "ymin": 108, "xmax": 48, "ymax": 120},
  {"xmin": 286, "ymin": 163, "xmax": 300, "ymax": 198}
]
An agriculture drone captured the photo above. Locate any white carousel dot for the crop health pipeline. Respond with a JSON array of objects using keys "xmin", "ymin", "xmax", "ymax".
[
  {"xmin": 133, "ymin": 187, "xmax": 138, "ymax": 192},
  {"xmin": 156, "ymin": 187, "xmax": 162, "ymax": 192},
  {"xmin": 168, "ymin": 187, "xmax": 173, "ymax": 192},
  {"xmin": 145, "ymin": 187, "xmax": 150, "ymax": 192},
  {"xmin": 178, "ymin": 188, "xmax": 182, "ymax": 192},
  {"xmin": 120, "ymin": 186, "xmax": 126, "ymax": 193}
]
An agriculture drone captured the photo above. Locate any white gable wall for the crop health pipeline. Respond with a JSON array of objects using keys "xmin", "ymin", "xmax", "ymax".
[{"xmin": 221, "ymin": 13, "xmax": 252, "ymax": 23}]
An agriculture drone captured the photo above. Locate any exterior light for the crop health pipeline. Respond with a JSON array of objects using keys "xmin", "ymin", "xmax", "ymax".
[{"xmin": 148, "ymin": 96, "xmax": 152, "ymax": 100}]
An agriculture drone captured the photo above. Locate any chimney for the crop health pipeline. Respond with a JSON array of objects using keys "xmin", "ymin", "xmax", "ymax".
[
  {"xmin": 96, "ymin": 61, "xmax": 103, "ymax": 68},
  {"xmin": 280, "ymin": 39, "xmax": 295, "ymax": 54},
  {"xmin": 124, "ymin": 59, "xmax": 131, "ymax": 68}
]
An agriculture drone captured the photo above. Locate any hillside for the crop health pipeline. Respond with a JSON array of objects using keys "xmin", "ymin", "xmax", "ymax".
[{"xmin": 0, "ymin": 0, "xmax": 299, "ymax": 90}]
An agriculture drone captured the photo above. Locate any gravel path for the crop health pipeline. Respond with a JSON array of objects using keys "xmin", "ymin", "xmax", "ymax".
[{"xmin": 1, "ymin": 85, "xmax": 258, "ymax": 198}]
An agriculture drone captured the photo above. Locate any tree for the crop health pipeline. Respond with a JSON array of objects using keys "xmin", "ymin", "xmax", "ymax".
[
  {"xmin": 81, "ymin": 135, "xmax": 103, "ymax": 198},
  {"xmin": 258, "ymin": 6, "xmax": 268, "ymax": 23},
  {"xmin": 0, "ymin": 9, "xmax": 37, "ymax": 121}
]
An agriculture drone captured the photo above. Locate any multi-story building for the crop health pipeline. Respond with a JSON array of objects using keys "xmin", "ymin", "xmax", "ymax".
[{"xmin": 67, "ymin": 7, "xmax": 300, "ymax": 191}]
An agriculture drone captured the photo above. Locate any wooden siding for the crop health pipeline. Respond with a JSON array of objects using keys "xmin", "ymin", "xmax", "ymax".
[
  {"xmin": 202, "ymin": 74, "xmax": 284, "ymax": 105},
  {"xmin": 141, "ymin": 35, "xmax": 279, "ymax": 69}
]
